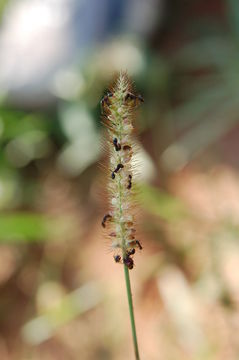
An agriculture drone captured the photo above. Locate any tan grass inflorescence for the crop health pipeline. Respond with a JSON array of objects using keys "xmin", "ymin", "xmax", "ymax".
[{"xmin": 101, "ymin": 72, "xmax": 144, "ymax": 270}]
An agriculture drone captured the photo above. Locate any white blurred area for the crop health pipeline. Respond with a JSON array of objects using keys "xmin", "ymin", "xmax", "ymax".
[
  {"xmin": 0, "ymin": 0, "xmax": 76, "ymax": 104},
  {"xmin": 0, "ymin": 0, "xmax": 162, "ymax": 106}
]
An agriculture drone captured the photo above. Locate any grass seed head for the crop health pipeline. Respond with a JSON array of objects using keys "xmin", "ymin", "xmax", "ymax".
[{"xmin": 101, "ymin": 72, "xmax": 144, "ymax": 269}]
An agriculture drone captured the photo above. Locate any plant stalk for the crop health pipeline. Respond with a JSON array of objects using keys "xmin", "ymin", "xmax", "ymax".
[{"xmin": 124, "ymin": 264, "xmax": 140, "ymax": 360}]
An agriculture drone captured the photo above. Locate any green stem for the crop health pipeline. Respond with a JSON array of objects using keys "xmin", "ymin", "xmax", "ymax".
[{"xmin": 124, "ymin": 264, "xmax": 140, "ymax": 360}]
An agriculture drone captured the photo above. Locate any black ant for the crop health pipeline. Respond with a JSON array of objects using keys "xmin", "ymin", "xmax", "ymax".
[
  {"xmin": 113, "ymin": 138, "xmax": 121, "ymax": 151},
  {"xmin": 101, "ymin": 214, "xmax": 112, "ymax": 228},
  {"xmin": 127, "ymin": 174, "xmax": 132, "ymax": 189},
  {"xmin": 123, "ymin": 254, "xmax": 134, "ymax": 270},
  {"xmin": 136, "ymin": 240, "xmax": 143, "ymax": 250},
  {"xmin": 111, "ymin": 163, "xmax": 124, "ymax": 179},
  {"xmin": 101, "ymin": 92, "xmax": 113, "ymax": 112},
  {"xmin": 127, "ymin": 248, "xmax": 135, "ymax": 256},
  {"xmin": 128, "ymin": 239, "xmax": 142, "ymax": 250},
  {"xmin": 114, "ymin": 255, "xmax": 121, "ymax": 263},
  {"xmin": 125, "ymin": 92, "xmax": 144, "ymax": 106},
  {"xmin": 115, "ymin": 163, "xmax": 124, "ymax": 173}
]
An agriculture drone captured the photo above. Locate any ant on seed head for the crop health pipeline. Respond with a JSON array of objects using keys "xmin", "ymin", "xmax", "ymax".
[
  {"xmin": 101, "ymin": 214, "xmax": 112, "ymax": 228},
  {"xmin": 111, "ymin": 163, "xmax": 124, "ymax": 179},
  {"xmin": 114, "ymin": 255, "xmax": 121, "ymax": 263},
  {"xmin": 136, "ymin": 240, "xmax": 143, "ymax": 250},
  {"xmin": 113, "ymin": 138, "xmax": 121, "ymax": 151},
  {"xmin": 127, "ymin": 174, "xmax": 132, "ymax": 189},
  {"xmin": 127, "ymin": 248, "xmax": 135, "ymax": 256},
  {"xmin": 127, "ymin": 239, "xmax": 142, "ymax": 250},
  {"xmin": 115, "ymin": 163, "xmax": 124, "ymax": 173},
  {"xmin": 101, "ymin": 92, "xmax": 113, "ymax": 112},
  {"xmin": 123, "ymin": 254, "xmax": 134, "ymax": 270},
  {"xmin": 125, "ymin": 92, "xmax": 144, "ymax": 106}
]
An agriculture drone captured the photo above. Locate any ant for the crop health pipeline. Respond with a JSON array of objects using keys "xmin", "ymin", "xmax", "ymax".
[
  {"xmin": 123, "ymin": 254, "xmax": 134, "ymax": 270},
  {"xmin": 113, "ymin": 138, "xmax": 121, "ymax": 151},
  {"xmin": 127, "ymin": 248, "xmax": 135, "ymax": 256},
  {"xmin": 101, "ymin": 92, "xmax": 113, "ymax": 112},
  {"xmin": 115, "ymin": 163, "xmax": 124, "ymax": 173},
  {"xmin": 114, "ymin": 255, "xmax": 121, "ymax": 263},
  {"xmin": 125, "ymin": 92, "xmax": 144, "ymax": 106},
  {"xmin": 111, "ymin": 163, "xmax": 124, "ymax": 179},
  {"xmin": 127, "ymin": 174, "xmax": 132, "ymax": 189},
  {"xmin": 101, "ymin": 214, "xmax": 112, "ymax": 228},
  {"xmin": 136, "ymin": 240, "xmax": 143, "ymax": 250},
  {"xmin": 127, "ymin": 239, "xmax": 143, "ymax": 250}
]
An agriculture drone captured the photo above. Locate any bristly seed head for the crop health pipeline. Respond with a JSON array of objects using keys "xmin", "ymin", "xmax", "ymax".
[{"xmin": 101, "ymin": 72, "xmax": 143, "ymax": 269}]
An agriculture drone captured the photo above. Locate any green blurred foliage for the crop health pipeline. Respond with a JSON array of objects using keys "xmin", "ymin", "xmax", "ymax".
[
  {"xmin": 137, "ymin": 183, "xmax": 187, "ymax": 221},
  {"xmin": 0, "ymin": 213, "xmax": 48, "ymax": 242}
]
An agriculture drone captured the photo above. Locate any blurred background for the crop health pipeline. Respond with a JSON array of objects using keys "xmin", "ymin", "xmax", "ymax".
[{"xmin": 1, "ymin": 0, "xmax": 239, "ymax": 359}]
